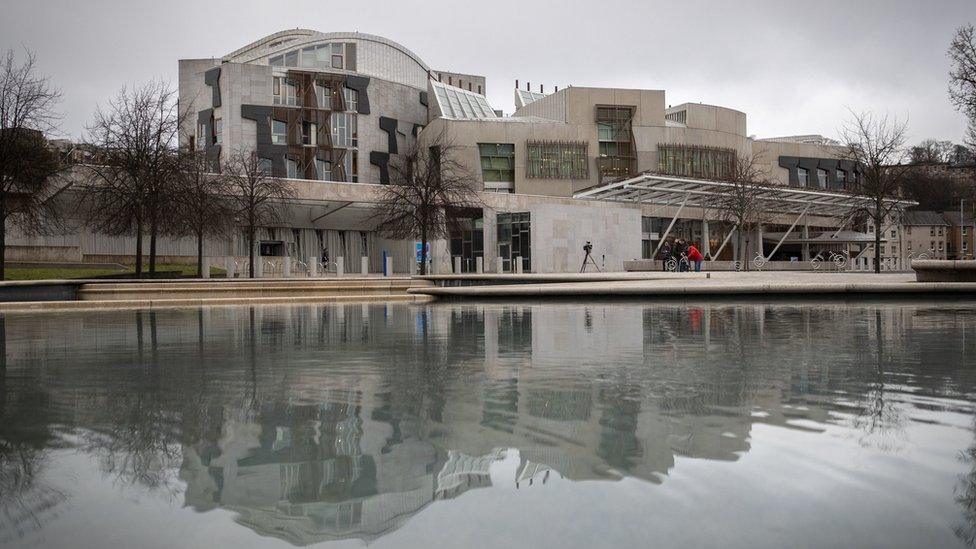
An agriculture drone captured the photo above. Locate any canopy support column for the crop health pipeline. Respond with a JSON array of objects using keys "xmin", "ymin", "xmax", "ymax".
[
  {"xmin": 651, "ymin": 193, "xmax": 689, "ymax": 258},
  {"xmin": 709, "ymin": 223, "xmax": 738, "ymax": 261},
  {"xmin": 765, "ymin": 205, "xmax": 809, "ymax": 260}
]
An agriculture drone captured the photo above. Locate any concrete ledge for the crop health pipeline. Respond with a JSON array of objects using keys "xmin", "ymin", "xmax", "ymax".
[
  {"xmin": 409, "ymin": 280, "xmax": 976, "ymax": 298},
  {"xmin": 0, "ymin": 293, "xmax": 434, "ymax": 313},
  {"xmin": 417, "ymin": 272, "xmax": 708, "ymax": 286},
  {"xmin": 913, "ymin": 260, "xmax": 976, "ymax": 282}
]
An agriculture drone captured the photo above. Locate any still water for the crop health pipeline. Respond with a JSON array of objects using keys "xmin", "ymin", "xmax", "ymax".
[{"xmin": 2, "ymin": 300, "xmax": 976, "ymax": 548}]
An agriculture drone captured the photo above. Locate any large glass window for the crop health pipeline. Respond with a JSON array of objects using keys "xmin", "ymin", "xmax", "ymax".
[
  {"xmin": 526, "ymin": 141, "xmax": 588, "ymax": 179},
  {"xmin": 273, "ymin": 77, "xmax": 298, "ymax": 106},
  {"xmin": 286, "ymin": 158, "xmax": 298, "ymax": 179},
  {"xmin": 797, "ymin": 167, "xmax": 809, "ymax": 187},
  {"xmin": 316, "ymin": 158, "xmax": 332, "ymax": 181},
  {"xmin": 478, "ymin": 143, "xmax": 515, "ymax": 183},
  {"xmin": 816, "ymin": 168, "xmax": 828, "ymax": 189},
  {"xmin": 342, "ymin": 150, "xmax": 358, "ymax": 183},
  {"xmin": 836, "ymin": 169, "xmax": 847, "ymax": 188},
  {"xmin": 343, "ymin": 87, "xmax": 358, "ymax": 112},
  {"xmin": 258, "ymin": 158, "xmax": 272, "ymax": 175},
  {"xmin": 596, "ymin": 106, "xmax": 635, "ymax": 180},
  {"xmin": 497, "ymin": 212, "xmax": 531, "ymax": 272},
  {"xmin": 196, "ymin": 123, "xmax": 206, "ymax": 150},
  {"xmin": 316, "ymin": 83, "xmax": 331, "ymax": 109},
  {"xmin": 214, "ymin": 118, "xmax": 222, "ymax": 145},
  {"xmin": 331, "ymin": 113, "xmax": 357, "ymax": 148},
  {"xmin": 657, "ymin": 145, "xmax": 734, "ymax": 180},
  {"xmin": 302, "ymin": 121, "xmax": 317, "ymax": 146},
  {"xmin": 271, "ymin": 119, "xmax": 287, "ymax": 145}
]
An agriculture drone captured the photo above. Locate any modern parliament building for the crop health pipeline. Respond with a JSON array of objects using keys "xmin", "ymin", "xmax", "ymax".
[{"xmin": 15, "ymin": 29, "xmax": 897, "ymax": 273}]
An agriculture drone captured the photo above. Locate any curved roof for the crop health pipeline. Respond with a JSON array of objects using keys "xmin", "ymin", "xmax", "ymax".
[{"xmin": 223, "ymin": 29, "xmax": 431, "ymax": 72}]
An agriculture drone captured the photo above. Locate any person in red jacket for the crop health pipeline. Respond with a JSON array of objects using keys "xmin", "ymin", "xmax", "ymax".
[{"xmin": 687, "ymin": 243, "xmax": 704, "ymax": 272}]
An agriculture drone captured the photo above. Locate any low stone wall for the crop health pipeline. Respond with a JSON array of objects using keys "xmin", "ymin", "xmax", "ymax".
[
  {"xmin": 82, "ymin": 254, "xmax": 197, "ymax": 265},
  {"xmin": 6, "ymin": 245, "xmax": 82, "ymax": 263},
  {"xmin": 913, "ymin": 260, "xmax": 976, "ymax": 282},
  {"xmin": 623, "ymin": 259, "xmax": 842, "ymax": 272}
]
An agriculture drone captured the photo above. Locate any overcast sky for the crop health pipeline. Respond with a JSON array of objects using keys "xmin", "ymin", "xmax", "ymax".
[{"xmin": 2, "ymin": 0, "xmax": 974, "ymax": 143}]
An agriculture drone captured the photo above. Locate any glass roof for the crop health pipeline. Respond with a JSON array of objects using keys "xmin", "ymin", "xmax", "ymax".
[
  {"xmin": 431, "ymin": 80, "xmax": 497, "ymax": 119},
  {"xmin": 515, "ymin": 89, "xmax": 548, "ymax": 108}
]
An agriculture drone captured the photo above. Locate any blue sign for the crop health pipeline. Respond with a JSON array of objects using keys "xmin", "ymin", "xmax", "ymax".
[{"xmin": 415, "ymin": 242, "xmax": 431, "ymax": 263}]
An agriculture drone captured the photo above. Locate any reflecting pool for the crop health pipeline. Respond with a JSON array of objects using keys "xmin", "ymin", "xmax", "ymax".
[{"xmin": 2, "ymin": 300, "xmax": 976, "ymax": 548}]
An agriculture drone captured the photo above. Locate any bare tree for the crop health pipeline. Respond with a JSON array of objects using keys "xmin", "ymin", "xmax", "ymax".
[
  {"xmin": 83, "ymin": 80, "xmax": 184, "ymax": 277},
  {"xmin": 371, "ymin": 131, "xmax": 481, "ymax": 275},
  {"xmin": 840, "ymin": 110, "xmax": 911, "ymax": 273},
  {"xmin": 949, "ymin": 24, "xmax": 976, "ymax": 149},
  {"xmin": 222, "ymin": 148, "xmax": 295, "ymax": 278},
  {"xmin": 172, "ymin": 150, "xmax": 234, "ymax": 277},
  {"xmin": 0, "ymin": 49, "xmax": 65, "ymax": 279},
  {"xmin": 715, "ymin": 150, "xmax": 774, "ymax": 267}
]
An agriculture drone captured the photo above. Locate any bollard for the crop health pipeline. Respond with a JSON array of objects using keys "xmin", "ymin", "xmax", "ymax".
[
  {"xmin": 497, "ymin": 257, "xmax": 504, "ymax": 274},
  {"xmin": 476, "ymin": 256, "xmax": 484, "ymax": 273},
  {"xmin": 361, "ymin": 256, "xmax": 369, "ymax": 275},
  {"xmin": 283, "ymin": 258, "xmax": 291, "ymax": 278},
  {"xmin": 514, "ymin": 256, "xmax": 524, "ymax": 274},
  {"xmin": 201, "ymin": 257, "xmax": 211, "ymax": 279},
  {"xmin": 308, "ymin": 256, "xmax": 318, "ymax": 277},
  {"xmin": 225, "ymin": 258, "xmax": 235, "ymax": 279},
  {"xmin": 336, "ymin": 256, "xmax": 344, "ymax": 277},
  {"xmin": 254, "ymin": 258, "xmax": 263, "ymax": 278},
  {"xmin": 385, "ymin": 256, "xmax": 393, "ymax": 277},
  {"xmin": 453, "ymin": 256, "xmax": 462, "ymax": 274}
]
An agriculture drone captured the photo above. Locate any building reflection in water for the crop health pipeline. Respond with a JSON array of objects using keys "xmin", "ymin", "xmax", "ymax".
[{"xmin": 1, "ymin": 300, "xmax": 976, "ymax": 545}]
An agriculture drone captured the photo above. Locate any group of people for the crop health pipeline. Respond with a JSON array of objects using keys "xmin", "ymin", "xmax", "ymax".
[{"xmin": 659, "ymin": 238, "xmax": 704, "ymax": 272}]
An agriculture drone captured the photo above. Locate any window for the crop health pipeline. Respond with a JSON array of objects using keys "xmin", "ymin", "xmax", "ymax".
[
  {"xmin": 658, "ymin": 145, "xmax": 734, "ymax": 180},
  {"xmin": 939, "ymin": 242, "xmax": 944, "ymax": 251},
  {"xmin": 332, "ymin": 43, "xmax": 343, "ymax": 68},
  {"xmin": 272, "ymin": 43, "xmax": 345, "ymax": 71},
  {"xmin": 272, "ymin": 77, "xmax": 298, "ymax": 106},
  {"xmin": 931, "ymin": 241, "xmax": 936, "ymax": 250},
  {"xmin": 272, "ymin": 119, "xmax": 287, "ymax": 145},
  {"xmin": 196, "ymin": 123, "xmax": 206, "ymax": 150},
  {"xmin": 938, "ymin": 227, "xmax": 944, "ymax": 236},
  {"xmin": 284, "ymin": 50, "xmax": 298, "ymax": 67},
  {"xmin": 341, "ymin": 150, "xmax": 358, "ymax": 182},
  {"xmin": 343, "ymin": 87, "xmax": 358, "ymax": 112},
  {"xmin": 964, "ymin": 226, "xmax": 969, "ymax": 236},
  {"xmin": 836, "ymin": 169, "xmax": 847, "ymax": 188},
  {"xmin": 965, "ymin": 241, "xmax": 969, "ymax": 251},
  {"xmin": 316, "ymin": 158, "xmax": 332, "ymax": 181},
  {"xmin": 906, "ymin": 227, "xmax": 912, "ymax": 235},
  {"xmin": 331, "ymin": 113, "xmax": 357, "ymax": 148},
  {"xmin": 258, "ymin": 158, "xmax": 272, "ymax": 175},
  {"xmin": 302, "ymin": 121, "xmax": 317, "ymax": 146},
  {"xmin": 816, "ymin": 168, "xmax": 828, "ymax": 189},
  {"xmin": 797, "ymin": 167, "xmax": 809, "ymax": 187},
  {"xmin": 596, "ymin": 106, "xmax": 635, "ymax": 180},
  {"xmin": 526, "ymin": 141, "xmax": 589, "ymax": 179},
  {"xmin": 286, "ymin": 158, "xmax": 298, "ymax": 179},
  {"xmin": 497, "ymin": 212, "xmax": 531, "ymax": 272},
  {"xmin": 890, "ymin": 230, "xmax": 896, "ymax": 238},
  {"xmin": 316, "ymin": 83, "xmax": 331, "ymax": 109},
  {"xmin": 214, "ymin": 118, "xmax": 222, "ymax": 145},
  {"xmin": 478, "ymin": 143, "xmax": 515, "ymax": 183},
  {"xmin": 908, "ymin": 243, "xmax": 912, "ymax": 250},
  {"xmin": 930, "ymin": 227, "xmax": 936, "ymax": 236}
]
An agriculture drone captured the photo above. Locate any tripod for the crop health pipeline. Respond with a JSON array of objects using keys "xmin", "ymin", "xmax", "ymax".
[{"xmin": 580, "ymin": 249, "xmax": 602, "ymax": 273}]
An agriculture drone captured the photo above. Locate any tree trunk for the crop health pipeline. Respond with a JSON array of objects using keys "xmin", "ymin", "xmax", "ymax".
[
  {"xmin": 735, "ymin": 229, "xmax": 742, "ymax": 270},
  {"xmin": 196, "ymin": 228, "xmax": 204, "ymax": 278},
  {"xmin": 874, "ymin": 217, "xmax": 882, "ymax": 274},
  {"xmin": 149, "ymin": 216, "xmax": 158, "ymax": 276},
  {"xmin": 420, "ymin": 228, "xmax": 428, "ymax": 276},
  {"xmin": 248, "ymin": 225, "xmax": 255, "ymax": 279},
  {"xmin": 134, "ymin": 213, "xmax": 144, "ymax": 278},
  {"xmin": 0, "ymin": 217, "xmax": 6, "ymax": 282}
]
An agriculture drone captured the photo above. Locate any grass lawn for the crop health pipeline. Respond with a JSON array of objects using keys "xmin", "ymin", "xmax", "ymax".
[{"xmin": 4, "ymin": 263, "xmax": 227, "ymax": 281}]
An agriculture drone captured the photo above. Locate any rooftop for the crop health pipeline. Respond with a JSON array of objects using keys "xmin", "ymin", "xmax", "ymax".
[{"xmin": 431, "ymin": 79, "xmax": 498, "ymax": 119}]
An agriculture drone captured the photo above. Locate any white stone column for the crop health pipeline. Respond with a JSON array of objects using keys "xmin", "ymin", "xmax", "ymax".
[
  {"xmin": 756, "ymin": 224, "xmax": 764, "ymax": 260},
  {"xmin": 308, "ymin": 256, "xmax": 318, "ymax": 277},
  {"xmin": 336, "ymin": 256, "xmax": 344, "ymax": 277},
  {"xmin": 802, "ymin": 222, "xmax": 810, "ymax": 261},
  {"xmin": 254, "ymin": 257, "xmax": 263, "ymax": 278},
  {"xmin": 384, "ymin": 256, "xmax": 393, "ymax": 277},
  {"xmin": 701, "ymin": 219, "xmax": 710, "ymax": 257},
  {"xmin": 476, "ymin": 256, "xmax": 484, "ymax": 273},
  {"xmin": 453, "ymin": 256, "xmax": 462, "ymax": 274},
  {"xmin": 201, "ymin": 257, "xmax": 211, "ymax": 279},
  {"xmin": 283, "ymin": 258, "xmax": 291, "ymax": 277},
  {"xmin": 496, "ymin": 257, "xmax": 504, "ymax": 274},
  {"xmin": 225, "ymin": 258, "xmax": 235, "ymax": 279},
  {"xmin": 515, "ymin": 256, "xmax": 524, "ymax": 274},
  {"xmin": 361, "ymin": 256, "xmax": 369, "ymax": 275}
]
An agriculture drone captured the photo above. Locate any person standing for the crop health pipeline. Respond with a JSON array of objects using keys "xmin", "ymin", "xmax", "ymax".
[
  {"xmin": 687, "ymin": 243, "xmax": 704, "ymax": 272},
  {"xmin": 660, "ymin": 241, "xmax": 672, "ymax": 271}
]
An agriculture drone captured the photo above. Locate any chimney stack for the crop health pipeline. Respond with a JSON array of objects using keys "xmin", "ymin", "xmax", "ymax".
[
  {"xmin": 515, "ymin": 79, "xmax": 519, "ymax": 89},
  {"xmin": 555, "ymin": 85, "xmax": 559, "ymax": 92},
  {"xmin": 539, "ymin": 83, "xmax": 543, "ymax": 93},
  {"xmin": 526, "ymin": 82, "xmax": 530, "ymax": 91}
]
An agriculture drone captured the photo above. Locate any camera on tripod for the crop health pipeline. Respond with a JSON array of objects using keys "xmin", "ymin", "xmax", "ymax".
[
  {"xmin": 580, "ymin": 241, "xmax": 600, "ymax": 273},
  {"xmin": 583, "ymin": 241, "xmax": 593, "ymax": 254}
]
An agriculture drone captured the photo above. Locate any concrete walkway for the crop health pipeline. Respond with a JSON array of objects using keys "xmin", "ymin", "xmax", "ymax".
[{"xmin": 408, "ymin": 271, "xmax": 976, "ymax": 298}]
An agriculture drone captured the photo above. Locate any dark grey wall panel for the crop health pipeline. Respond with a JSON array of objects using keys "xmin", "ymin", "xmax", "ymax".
[
  {"xmin": 419, "ymin": 91, "xmax": 428, "ymax": 107},
  {"xmin": 779, "ymin": 155, "xmax": 860, "ymax": 191},
  {"xmin": 370, "ymin": 151, "xmax": 390, "ymax": 184},
  {"xmin": 379, "ymin": 116, "xmax": 398, "ymax": 154},
  {"xmin": 344, "ymin": 75, "xmax": 371, "ymax": 115},
  {"xmin": 241, "ymin": 104, "xmax": 288, "ymax": 176},
  {"xmin": 204, "ymin": 67, "xmax": 221, "ymax": 108}
]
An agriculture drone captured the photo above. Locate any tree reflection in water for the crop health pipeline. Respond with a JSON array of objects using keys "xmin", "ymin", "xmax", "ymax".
[{"xmin": 0, "ymin": 301, "xmax": 974, "ymax": 546}]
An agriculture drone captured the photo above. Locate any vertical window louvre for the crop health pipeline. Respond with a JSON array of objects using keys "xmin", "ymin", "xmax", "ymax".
[{"xmin": 526, "ymin": 141, "xmax": 588, "ymax": 179}]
